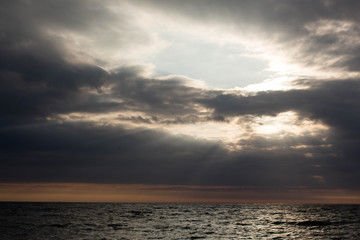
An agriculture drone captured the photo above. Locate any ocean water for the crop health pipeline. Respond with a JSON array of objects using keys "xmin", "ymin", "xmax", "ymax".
[{"xmin": 1, "ymin": 203, "xmax": 360, "ymax": 239}]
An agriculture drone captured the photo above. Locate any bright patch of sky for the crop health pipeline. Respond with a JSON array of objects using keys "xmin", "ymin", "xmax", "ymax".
[{"xmin": 147, "ymin": 33, "xmax": 270, "ymax": 89}]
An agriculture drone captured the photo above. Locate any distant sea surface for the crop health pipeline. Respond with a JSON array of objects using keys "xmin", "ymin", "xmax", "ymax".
[{"xmin": 1, "ymin": 202, "xmax": 360, "ymax": 239}]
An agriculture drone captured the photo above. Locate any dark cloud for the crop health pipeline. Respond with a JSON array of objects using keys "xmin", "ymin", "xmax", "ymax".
[
  {"xmin": 0, "ymin": 122, "xmax": 329, "ymax": 188},
  {"xmin": 0, "ymin": 122, "xmax": 224, "ymax": 185},
  {"xmin": 0, "ymin": 0, "xmax": 208, "ymax": 123},
  {"xmin": 201, "ymin": 79, "xmax": 360, "ymax": 134},
  {"xmin": 1, "ymin": 0, "xmax": 360, "ymax": 193},
  {"xmin": 2, "ymin": 75, "xmax": 360, "ymax": 188},
  {"xmin": 200, "ymin": 79, "xmax": 360, "ymax": 188},
  {"xmin": 109, "ymin": 67, "xmax": 210, "ymax": 116},
  {"xmin": 0, "ymin": 1, "xmax": 119, "ymax": 122}
]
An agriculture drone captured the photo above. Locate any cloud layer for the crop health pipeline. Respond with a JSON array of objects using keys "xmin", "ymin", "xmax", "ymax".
[{"xmin": 1, "ymin": 0, "xmax": 360, "ymax": 198}]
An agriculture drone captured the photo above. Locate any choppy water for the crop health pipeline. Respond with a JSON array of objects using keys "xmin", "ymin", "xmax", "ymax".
[{"xmin": 1, "ymin": 203, "xmax": 360, "ymax": 239}]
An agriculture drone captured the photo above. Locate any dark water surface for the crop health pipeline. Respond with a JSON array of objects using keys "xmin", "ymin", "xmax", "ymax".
[{"xmin": 1, "ymin": 202, "xmax": 360, "ymax": 239}]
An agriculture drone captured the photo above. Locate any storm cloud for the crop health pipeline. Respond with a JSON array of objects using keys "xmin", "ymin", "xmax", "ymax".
[{"xmin": 1, "ymin": 0, "xmax": 360, "ymax": 200}]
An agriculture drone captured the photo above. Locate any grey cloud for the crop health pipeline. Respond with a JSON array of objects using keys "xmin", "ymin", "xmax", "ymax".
[
  {"xmin": 0, "ymin": 57, "xmax": 115, "ymax": 121},
  {"xmin": 109, "ymin": 67, "xmax": 210, "ymax": 116},
  {"xmin": 3, "ymin": 0, "xmax": 360, "ymax": 123},
  {"xmin": 0, "ymin": 1, "xmax": 119, "ymax": 121},
  {"xmin": 0, "ymin": 122, "xmax": 225, "ymax": 185},
  {"xmin": 136, "ymin": 0, "xmax": 360, "ymax": 72},
  {"xmin": 0, "ymin": 0, "xmax": 208, "ymax": 123},
  {"xmin": 200, "ymin": 79, "xmax": 360, "ymax": 188},
  {"xmin": 117, "ymin": 114, "xmax": 215, "ymax": 125},
  {"xmin": 0, "ymin": 44, "xmax": 208, "ymax": 122},
  {"xmin": 1, "ymin": 0, "xmax": 360, "ymax": 191},
  {"xmin": 201, "ymin": 79, "xmax": 360, "ymax": 132},
  {"xmin": 237, "ymin": 134, "xmax": 330, "ymax": 152},
  {"xmin": 0, "ymin": 122, "xmax": 331, "ymax": 188},
  {"xmin": 0, "ymin": 0, "xmax": 154, "ymax": 59}
]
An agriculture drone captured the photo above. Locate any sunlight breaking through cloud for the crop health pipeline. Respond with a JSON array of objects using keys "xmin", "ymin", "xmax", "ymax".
[{"xmin": 1, "ymin": 0, "xmax": 360, "ymax": 203}]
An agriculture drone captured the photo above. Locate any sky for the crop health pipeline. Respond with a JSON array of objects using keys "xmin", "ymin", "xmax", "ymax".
[{"xmin": 1, "ymin": 0, "xmax": 360, "ymax": 203}]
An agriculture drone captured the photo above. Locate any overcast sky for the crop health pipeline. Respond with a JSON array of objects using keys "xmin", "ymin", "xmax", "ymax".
[{"xmin": 1, "ymin": 0, "xmax": 360, "ymax": 203}]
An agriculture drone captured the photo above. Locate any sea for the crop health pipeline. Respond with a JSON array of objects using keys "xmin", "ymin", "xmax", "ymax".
[{"xmin": 1, "ymin": 203, "xmax": 360, "ymax": 239}]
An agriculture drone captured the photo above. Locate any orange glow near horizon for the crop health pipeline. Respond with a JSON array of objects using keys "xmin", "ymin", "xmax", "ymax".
[{"xmin": 1, "ymin": 183, "xmax": 360, "ymax": 204}]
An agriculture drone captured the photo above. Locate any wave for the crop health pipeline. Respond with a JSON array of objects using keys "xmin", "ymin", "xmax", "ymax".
[{"xmin": 272, "ymin": 220, "xmax": 357, "ymax": 227}]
